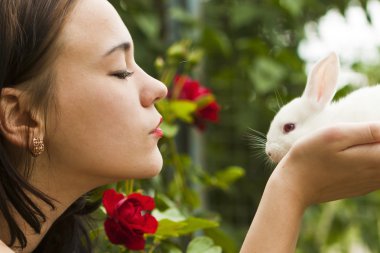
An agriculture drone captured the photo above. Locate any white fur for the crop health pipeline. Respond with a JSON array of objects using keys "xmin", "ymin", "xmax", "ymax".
[{"xmin": 265, "ymin": 52, "xmax": 380, "ymax": 163}]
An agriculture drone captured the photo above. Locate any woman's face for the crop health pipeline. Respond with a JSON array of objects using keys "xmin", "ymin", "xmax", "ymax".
[{"xmin": 47, "ymin": 0, "xmax": 167, "ymax": 183}]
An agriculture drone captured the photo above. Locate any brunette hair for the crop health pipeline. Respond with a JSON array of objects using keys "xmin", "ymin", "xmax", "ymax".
[{"xmin": 0, "ymin": 0, "xmax": 100, "ymax": 252}]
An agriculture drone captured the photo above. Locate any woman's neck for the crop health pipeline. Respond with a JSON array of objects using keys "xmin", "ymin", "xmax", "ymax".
[
  {"xmin": 0, "ymin": 159, "xmax": 100, "ymax": 253},
  {"xmin": 0, "ymin": 193, "xmax": 70, "ymax": 253}
]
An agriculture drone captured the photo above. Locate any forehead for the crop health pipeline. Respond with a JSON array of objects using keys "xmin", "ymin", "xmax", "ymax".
[{"xmin": 59, "ymin": 0, "xmax": 132, "ymax": 59}]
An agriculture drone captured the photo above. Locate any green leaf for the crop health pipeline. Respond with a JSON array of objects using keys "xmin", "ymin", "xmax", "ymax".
[
  {"xmin": 161, "ymin": 121, "xmax": 179, "ymax": 138},
  {"xmin": 205, "ymin": 228, "xmax": 239, "ymax": 253},
  {"xmin": 156, "ymin": 100, "xmax": 171, "ymax": 121},
  {"xmin": 159, "ymin": 243, "xmax": 183, "ymax": 253},
  {"xmin": 152, "ymin": 208, "xmax": 186, "ymax": 222},
  {"xmin": 167, "ymin": 247, "xmax": 183, "ymax": 253},
  {"xmin": 178, "ymin": 217, "xmax": 219, "ymax": 235},
  {"xmin": 279, "ymin": 0, "xmax": 304, "ymax": 17},
  {"xmin": 214, "ymin": 166, "xmax": 245, "ymax": 189},
  {"xmin": 204, "ymin": 166, "xmax": 245, "ymax": 190},
  {"xmin": 170, "ymin": 100, "xmax": 197, "ymax": 123},
  {"xmin": 195, "ymin": 94, "xmax": 215, "ymax": 109},
  {"xmin": 186, "ymin": 236, "xmax": 222, "ymax": 253},
  {"xmin": 155, "ymin": 219, "xmax": 187, "ymax": 239},
  {"xmin": 155, "ymin": 217, "xmax": 219, "ymax": 240}
]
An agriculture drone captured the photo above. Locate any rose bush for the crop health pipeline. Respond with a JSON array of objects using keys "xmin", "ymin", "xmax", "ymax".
[{"xmin": 102, "ymin": 189, "xmax": 158, "ymax": 250}]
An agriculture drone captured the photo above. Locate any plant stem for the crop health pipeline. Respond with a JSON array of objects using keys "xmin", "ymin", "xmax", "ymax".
[
  {"xmin": 125, "ymin": 179, "xmax": 134, "ymax": 195},
  {"xmin": 167, "ymin": 137, "xmax": 187, "ymax": 201},
  {"xmin": 147, "ymin": 242, "xmax": 159, "ymax": 253}
]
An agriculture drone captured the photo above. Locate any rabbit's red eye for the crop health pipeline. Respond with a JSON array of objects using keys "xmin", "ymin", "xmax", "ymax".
[{"xmin": 283, "ymin": 123, "xmax": 295, "ymax": 133}]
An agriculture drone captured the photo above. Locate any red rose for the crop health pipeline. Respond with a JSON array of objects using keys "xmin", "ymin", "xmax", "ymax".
[
  {"xmin": 174, "ymin": 75, "xmax": 210, "ymax": 100},
  {"xmin": 197, "ymin": 101, "xmax": 219, "ymax": 122},
  {"xmin": 173, "ymin": 75, "xmax": 220, "ymax": 130},
  {"xmin": 102, "ymin": 189, "xmax": 158, "ymax": 250}
]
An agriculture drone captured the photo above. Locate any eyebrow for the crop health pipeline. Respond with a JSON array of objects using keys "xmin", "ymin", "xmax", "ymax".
[{"xmin": 103, "ymin": 42, "xmax": 131, "ymax": 57}]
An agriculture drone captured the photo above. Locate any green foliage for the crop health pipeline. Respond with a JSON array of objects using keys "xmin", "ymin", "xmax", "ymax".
[
  {"xmin": 186, "ymin": 236, "xmax": 222, "ymax": 253},
  {"xmin": 158, "ymin": 100, "xmax": 197, "ymax": 123},
  {"xmin": 202, "ymin": 166, "xmax": 246, "ymax": 191},
  {"xmin": 155, "ymin": 218, "xmax": 218, "ymax": 240},
  {"xmin": 204, "ymin": 227, "xmax": 239, "ymax": 253}
]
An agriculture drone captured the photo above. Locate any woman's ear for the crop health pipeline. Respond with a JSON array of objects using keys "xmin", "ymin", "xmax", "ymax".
[{"xmin": 0, "ymin": 87, "xmax": 43, "ymax": 148}]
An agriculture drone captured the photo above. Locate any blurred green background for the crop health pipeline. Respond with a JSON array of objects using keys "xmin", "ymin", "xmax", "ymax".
[{"xmin": 110, "ymin": 0, "xmax": 380, "ymax": 252}]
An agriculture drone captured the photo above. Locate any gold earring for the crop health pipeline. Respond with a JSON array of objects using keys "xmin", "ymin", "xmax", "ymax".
[{"xmin": 31, "ymin": 137, "xmax": 44, "ymax": 157}]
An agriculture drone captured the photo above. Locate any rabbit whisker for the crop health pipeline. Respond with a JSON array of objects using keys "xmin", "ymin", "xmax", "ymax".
[
  {"xmin": 247, "ymin": 128, "xmax": 266, "ymax": 138},
  {"xmin": 274, "ymin": 90, "xmax": 282, "ymax": 111}
]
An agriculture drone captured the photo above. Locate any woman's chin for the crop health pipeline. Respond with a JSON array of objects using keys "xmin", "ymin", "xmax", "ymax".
[
  {"xmin": 99, "ymin": 151, "xmax": 164, "ymax": 182},
  {"xmin": 129, "ymin": 152, "xmax": 163, "ymax": 179},
  {"xmin": 141, "ymin": 155, "xmax": 163, "ymax": 178}
]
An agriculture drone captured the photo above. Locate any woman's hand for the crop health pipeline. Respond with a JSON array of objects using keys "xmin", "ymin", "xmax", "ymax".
[
  {"xmin": 0, "ymin": 240, "xmax": 14, "ymax": 253},
  {"xmin": 274, "ymin": 122, "xmax": 380, "ymax": 209},
  {"xmin": 241, "ymin": 122, "xmax": 380, "ymax": 253}
]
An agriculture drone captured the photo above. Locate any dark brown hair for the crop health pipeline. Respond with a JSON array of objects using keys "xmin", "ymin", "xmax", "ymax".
[{"xmin": 0, "ymin": 0, "xmax": 99, "ymax": 252}]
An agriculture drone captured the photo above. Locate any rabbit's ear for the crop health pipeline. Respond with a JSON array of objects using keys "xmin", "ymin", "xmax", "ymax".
[{"xmin": 302, "ymin": 52, "xmax": 340, "ymax": 107}]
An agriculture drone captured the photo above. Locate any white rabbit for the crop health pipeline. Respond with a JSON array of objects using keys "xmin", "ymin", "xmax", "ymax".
[{"xmin": 265, "ymin": 52, "xmax": 380, "ymax": 163}]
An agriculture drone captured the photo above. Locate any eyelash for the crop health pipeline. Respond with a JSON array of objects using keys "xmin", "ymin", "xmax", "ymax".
[{"xmin": 111, "ymin": 70, "xmax": 134, "ymax": 80}]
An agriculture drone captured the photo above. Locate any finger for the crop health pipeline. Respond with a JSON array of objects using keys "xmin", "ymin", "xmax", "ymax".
[
  {"xmin": 342, "ymin": 141, "xmax": 380, "ymax": 165},
  {"xmin": 317, "ymin": 122, "xmax": 380, "ymax": 150}
]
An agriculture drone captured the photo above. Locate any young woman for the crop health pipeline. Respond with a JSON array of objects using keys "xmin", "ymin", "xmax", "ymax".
[
  {"xmin": 1, "ymin": 0, "xmax": 380, "ymax": 252},
  {"xmin": 1, "ymin": 0, "xmax": 166, "ymax": 252}
]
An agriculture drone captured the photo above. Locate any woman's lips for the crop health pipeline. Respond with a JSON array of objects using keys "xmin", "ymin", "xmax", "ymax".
[
  {"xmin": 151, "ymin": 127, "xmax": 163, "ymax": 138},
  {"xmin": 150, "ymin": 117, "xmax": 163, "ymax": 138}
]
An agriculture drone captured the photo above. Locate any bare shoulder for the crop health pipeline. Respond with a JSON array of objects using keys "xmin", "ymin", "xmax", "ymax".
[{"xmin": 0, "ymin": 241, "xmax": 14, "ymax": 253}]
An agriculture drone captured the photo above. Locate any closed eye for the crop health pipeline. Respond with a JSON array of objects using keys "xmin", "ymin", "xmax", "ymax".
[{"xmin": 111, "ymin": 70, "xmax": 134, "ymax": 80}]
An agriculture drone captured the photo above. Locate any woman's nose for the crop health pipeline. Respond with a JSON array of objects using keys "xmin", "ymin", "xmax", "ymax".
[
  {"xmin": 152, "ymin": 79, "xmax": 168, "ymax": 103},
  {"xmin": 140, "ymin": 72, "xmax": 168, "ymax": 107}
]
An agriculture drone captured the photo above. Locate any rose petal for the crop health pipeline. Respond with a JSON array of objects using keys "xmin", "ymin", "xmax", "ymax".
[
  {"xmin": 119, "ymin": 207, "xmax": 145, "ymax": 229},
  {"xmin": 197, "ymin": 101, "xmax": 220, "ymax": 122},
  {"xmin": 182, "ymin": 81, "xmax": 201, "ymax": 100},
  {"xmin": 102, "ymin": 189, "xmax": 125, "ymax": 217},
  {"xmin": 142, "ymin": 214, "xmax": 158, "ymax": 233},
  {"xmin": 127, "ymin": 193, "xmax": 155, "ymax": 211},
  {"xmin": 125, "ymin": 213, "xmax": 158, "ymax": 234},
  {"xmin": 124, "ymin": 233, "xmax": 146, "ymax": 250},
  {"xmin": 104, "ymin": 218, "xmax": 129, "ymax": 245},
  {"xmin": 175, "ymin": 75, "xmax": 201, "ymax": 100},
  {"xmin": 105, "ymin": 218, "xmax": 147, "ymax": 251},
  {"xmin": 195, "ymin": 86, "xmax": 211, "ymax": 98},
  {"xmin": 117, "ymin": 201, "xmax": 137, "ymax": 220}
]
